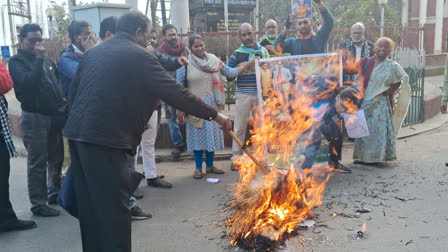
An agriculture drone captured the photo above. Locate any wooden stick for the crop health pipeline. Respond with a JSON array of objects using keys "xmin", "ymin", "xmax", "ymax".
[{"xmin": 227, "ymin": 130, "xmax": 269, "ymax": 175}]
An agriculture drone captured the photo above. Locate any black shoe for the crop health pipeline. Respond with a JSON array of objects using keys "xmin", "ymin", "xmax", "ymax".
[
  {"xmin": 147, "ymin": 177, "xmax": 172, "ymax": 188},
  {"xmin": 132, "ymin": 188, "xmax": 144, "ymax": 200},
  {"xmin": 32, "ymin": 205, "xmax": 60, "ymax": 217},
  {"xmin": 48, "ymin": 194, "xmax": 58, "ymax": 205},
  {"xmin": 171, "ymin": 146, "xmax": 185, "ymax": 157},
  {"xmin": 131, "ymin": 206, "xmax": 152, "ymax": 220},
  {"xmin": 0, "ymin": 219, "xmax": 37, "ymax": 232}
]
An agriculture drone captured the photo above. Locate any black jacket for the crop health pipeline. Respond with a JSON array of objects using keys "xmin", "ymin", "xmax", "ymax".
[
  {"xmin": 9, "ymin": 50, "xmax": 65, "ymax": 115},
  {"xmin": 64, "ymin": 33, "xmax": 217, "ymax": 151}
]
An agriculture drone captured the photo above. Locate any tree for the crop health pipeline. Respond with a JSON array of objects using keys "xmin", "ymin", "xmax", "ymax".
[{"xmin": 53, "ymin": 4, "xmax": 70, "ymax": 39}]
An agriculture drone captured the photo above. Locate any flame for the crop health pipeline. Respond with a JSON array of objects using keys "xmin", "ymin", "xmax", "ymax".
[
  {"xmin": 226, "ymin": 58, "xmax": 343, "ymax": 247},
  {"xmin": 362, "ymin": 222, "xmax": 366, "ymax": 232}
]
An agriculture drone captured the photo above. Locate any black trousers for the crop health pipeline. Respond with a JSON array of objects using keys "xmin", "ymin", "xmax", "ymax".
[
  {"xmin": 69, "ymin": 140, "xmax": 131, "ymax": 252},
  {"xmin": 320, "ymin": 118, "xmax": 343, "ymax": 163},
  {"xmin": 0, "ymin": 136, "xmax": 17, "ymax": 225}
]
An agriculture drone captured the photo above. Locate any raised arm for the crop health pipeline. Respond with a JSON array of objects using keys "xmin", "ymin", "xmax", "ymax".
[{"xmin": 316, "ymin": 3, "xmax": 335, "ymax": 44}]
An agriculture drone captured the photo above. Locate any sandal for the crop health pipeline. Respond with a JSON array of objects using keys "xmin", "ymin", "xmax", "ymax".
[
  {"xmin": 193, "ymin": 169, "xmax": 203, "ymax": 179},
  {"xmin": 331, "ymin": 162, "xmax": 352, "ymax": 173},
  {"xmin": 206, "ymin": 167, "xmax": 225, "ymax": 174}
]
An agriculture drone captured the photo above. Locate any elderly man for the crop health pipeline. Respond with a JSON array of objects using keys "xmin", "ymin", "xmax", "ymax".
[
  {"xmin": 275, "ymin": 0, "xmax": 334, "ymax": 56},
  {"xmin": 228, "ymin": 23, "xmax": 269, "ymax": 171},
  {"xmin": 259, "ymin": 19, "xmax": 279, "ymax": 56},
  {"xmin": 339, "ymin": 22, "xmax": 374, "ymax": 85},
  {"xmin": 64, "ymin": 11, "xmax": 231, "ymax": 251}
]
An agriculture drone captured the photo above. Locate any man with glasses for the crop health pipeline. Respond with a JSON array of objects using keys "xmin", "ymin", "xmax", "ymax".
[
  {"xmin": 275, "ymin": 0, "xmax": 334, "ymax": 56},
  {"xmin": 9, "ymin": 23, "xmax": 65, "ymax": 217}
]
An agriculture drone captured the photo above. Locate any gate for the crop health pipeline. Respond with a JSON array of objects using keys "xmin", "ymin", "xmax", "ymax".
[{"xmin": 392, "ymin": 48, "xmax": 425, "ymax": 126}]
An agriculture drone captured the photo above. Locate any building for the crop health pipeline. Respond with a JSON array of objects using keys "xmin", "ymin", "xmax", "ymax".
[
  {"xmin": 403, "ymin": 0, "xmax": 448, "ymax": 55},
  {"xmin": 1, "ymin": 0, "xmax": 52, "ymax": 58},
  {"xmin": 189, "ymin": 0, "xmax": 256, "ymax": 33}
]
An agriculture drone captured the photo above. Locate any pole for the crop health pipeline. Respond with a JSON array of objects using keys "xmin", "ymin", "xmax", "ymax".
[
  {"xmin": 255, "ymin": 0, "xmax": 259, "ymax": 40},
  {"xmin": 26, "ymin": 0, "xmax": 31, "ymax": 22},
  {"xmin": 7, "ymin": 0, "xmax": 16, "ymax": 54},
  {"xmin": 380, "ymin": 5, "xmax": 384, "ymax": 37},
  {"xmin": 224, "ymin": 0, "xmax": 229, "ymax": 63},
  {"xmin": 160, "ymin": 0, "xmax": 167, "ymax": 25}
]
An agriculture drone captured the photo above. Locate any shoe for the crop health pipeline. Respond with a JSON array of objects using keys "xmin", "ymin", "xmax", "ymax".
[
  {"xmin": 330, "ymin": 162, "xmax": 352, "ymax": 173},
  {"xmin": 32, "ymin": 205, "xmax": 60, "ymax": 217},
  {"xmin": 206, "ymin": 166, "xmax": 225, "ymax": 174},
  {"xmin": 131, "ymin": 206, "xmax": 152, "ymax": 220},
  {"xmin": 0, "ymin": 219, "xmax": 37, "ymax": 232},
  {"xmin": 48, "ymin": 194, "xmax": 58, "ymax": 205},
  {"xmin": 193, "ymin": 169, "xmax": 203, "ymax": 179},
  {"xmin": 132, "ymin": 188, "xmax": 144, "ymax": 200},
  {"xmin": 147, "ymin": 177, "xmax": 172, "ymax": 188},
  {"xmin": 171, "ymin": 146, "xmax": 185, "ymax": 158}
]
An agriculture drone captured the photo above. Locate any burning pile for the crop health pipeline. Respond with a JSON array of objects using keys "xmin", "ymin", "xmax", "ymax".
[{"xmin": 226, "ymin": 86, "xmax": 337, "ymax": 250}]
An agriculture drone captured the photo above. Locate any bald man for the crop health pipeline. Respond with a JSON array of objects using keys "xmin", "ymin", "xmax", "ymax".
[
  {"xmin": 259, "ymin": 19, "xmax": 279, "ymax": 56},
  {"xmin": 339, "ymin": 22, "xmax": 374, "ymax": 85}
]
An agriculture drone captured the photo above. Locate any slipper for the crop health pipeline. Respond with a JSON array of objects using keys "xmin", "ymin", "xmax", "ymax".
[
  {"xmin": 206, "ymin": 167, "xmax": 225, "ymax": 174},
  {"xmin": 193, "ymin": 169, "xmax": 203, "ymax": 179},
  {"xmin": 331, "ymin": 162, "xmax": 352, "ymax": 173}
]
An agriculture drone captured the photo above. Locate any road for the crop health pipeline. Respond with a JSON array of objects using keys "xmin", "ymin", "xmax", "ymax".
[{"xmin": 1, "ymin": 124, "xmax": 448, "ymax": 252}]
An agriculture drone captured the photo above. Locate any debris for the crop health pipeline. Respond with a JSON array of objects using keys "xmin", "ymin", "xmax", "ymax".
[
  {"xmin": 445, "ymin": 162, "xmax": 448, "ymax": 167},
  {"xmin": 356, "ymin": 231, "xmax": 364, "ymax": 240},
  {"xmin": 394, "ymin": 196, "xmax": 420, "ymax": 202},
  {"xmin": 297, "ymin": 220, "xmax": 316, "ymax": 229},
  {"xmin": 419, "ymin": 236, "xmax": 430, "ymax": 239},
  {"xmin": 344, "ymin": 227, "xmax": 354, "ymax": 231},
  {"xmin": 398, "ymin": 216, "xmax": 408, "ymax": 219},
  {"xmin": 356, "ymin": 208, "xmax": 372, "ymax": 213},
  {"xmin": 206, "ymin": 178, "xmax": 221, "ymax": 183},
  {"xmin": 383, "ymin": 210, "xmax": 386, "ymax": 216},
  {"xmin": 405, "ymin": 240, "xmax": 413, "ymax": 246}
]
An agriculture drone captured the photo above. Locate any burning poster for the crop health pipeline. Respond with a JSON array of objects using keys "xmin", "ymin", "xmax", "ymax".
[
  {"xmin": 226, "ymin": 53, "xmax": 342, "ymax": 250},
  {"xmin": 292, "ymin": 0, "xmax": 312, "ymax": 20},
  {"xmin": 256, "ymin": 53, "xmax": 343, "ymax": 169}
]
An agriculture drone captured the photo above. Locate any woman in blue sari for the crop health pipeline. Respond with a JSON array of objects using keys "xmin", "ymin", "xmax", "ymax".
[{"xmin": 353, "ymin": 37, "xmax": 410, "ymax": 164}]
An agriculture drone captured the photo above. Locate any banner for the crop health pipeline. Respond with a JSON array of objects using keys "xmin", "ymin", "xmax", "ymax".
[
  {"xmin": 255, "ymin": 53, "xmax": 343, "ymax": 169},
  {"xmin": 291, "ymin": 0, "xmax": 312, "ymax": 20}
]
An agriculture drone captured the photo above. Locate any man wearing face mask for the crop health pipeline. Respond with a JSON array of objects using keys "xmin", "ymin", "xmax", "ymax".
[
  {"xmin": 64, "ymin": 12, "xmax": 232, "ymax": 251},
  {"xmin": 339, "ymin": 22, "xmax": 374, "ymax": 86},
  {"xmin": 275, "ymin": 0, "xmax": 334, "ymax": 56},
  {"xmin": 259, "ymin": 19, "xmax": 279, "ymax": 56},
  {"xmin": 9, "ymin": 23, "xmax": 65, "ymax": 217}
]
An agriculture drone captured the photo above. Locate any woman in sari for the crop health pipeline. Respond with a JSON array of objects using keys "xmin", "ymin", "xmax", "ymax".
[
  {"xmin": 351, "ymin": 37, "xmax": 410, "ymax": 164},
  {"xmin": 177, "ymin": 34, "xmax": 255, "ymax": 179}
]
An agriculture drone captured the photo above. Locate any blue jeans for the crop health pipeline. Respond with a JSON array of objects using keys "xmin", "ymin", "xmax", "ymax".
[{"xmin": 162, "ymin": 102, "xmax": 184, "ymax": 148}]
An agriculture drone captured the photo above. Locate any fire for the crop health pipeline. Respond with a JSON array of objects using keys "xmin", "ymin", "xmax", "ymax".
[
  {"xmin": 226, "ymin": 59, "xmax": 341, "ymax": 248},
  {"xmin": 362, "ymin": 222, "xmax": 366, "ymax": 232}
]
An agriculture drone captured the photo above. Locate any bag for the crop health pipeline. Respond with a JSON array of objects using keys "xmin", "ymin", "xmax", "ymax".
[{"xmin": 57, "ymin": 164, "xmax": 78, "ymax": 218}]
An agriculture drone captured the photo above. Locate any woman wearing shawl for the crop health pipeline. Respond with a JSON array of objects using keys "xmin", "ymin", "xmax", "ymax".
[
  {"xmin": 349, "ymin": 37, "xmax": 410, "ymax": 164},
  {"xmin": 177, "ymin": 34, "xmax": 255, "ymax": 179}
]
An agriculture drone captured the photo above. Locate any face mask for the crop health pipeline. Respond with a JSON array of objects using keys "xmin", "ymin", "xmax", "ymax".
[
  {"xmin": 352, "ymin": 36, "xmax": 364, "ymax": 43},
  {"xmin": 267, "ymin": 33, "xmax": 277, "ymax": 39}
]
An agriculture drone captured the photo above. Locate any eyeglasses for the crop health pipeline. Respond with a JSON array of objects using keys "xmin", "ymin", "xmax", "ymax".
[{"xmin": 25, "ymin": 37, "xmax": 43, "ymax": 44}]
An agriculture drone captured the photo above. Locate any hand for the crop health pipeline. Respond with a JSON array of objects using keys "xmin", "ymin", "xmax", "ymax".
[
  {"xmin": 214, "ymin": 113, "xmax": 232, "ymax": 131},
  {"xmin": 165, "ymin": 106, "xmax": 172, "ymax": 119},
  {"xmin": 178, "ymin": 56, "xmax": 189, "ymax": 66},
  {"xmin": 285, "ymin": 14, "xmax": 295, "ymax": 30},
  {"xmin": 81, "ymin": 33, "xmax": 97, "ymax": 52},
  {"xmin": 441, "ymin": 101, "xmax": 447, "ymax": 114},
  {"xmin": 33, "ymin": 42, "xmax": 45, "ymax": 58},
  {"xmin": 145, "ymin": 44, "xmax": 154, "ymax": 53},
  {"xmin": 178, "ymin": 111, "xmax": 185, "ymax": 124},
  {"xmin": 294, "ymin": 155, "xmax": 306, "ymax": 169}
]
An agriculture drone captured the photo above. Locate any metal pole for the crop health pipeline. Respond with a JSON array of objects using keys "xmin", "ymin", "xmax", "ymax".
[
  {"xmin": 160, "ymin": 0, "xmax": 167, "ymax": 25},
  {"xmin": 255, "ymin": 0, "xmax": 259, "ymax": 39},
  {"xmin": 7, "ymin": 0, "xmax": 16, "ymax": 54},
  {"xmin": 26, "ymin": 0, "xmax": 31, "ymax": 22},
  {"xmin": 224, "ymin": 0, "xmax": 229, "ymax": 63},
  {"xmin": 380, "ymin": 5, "xmax": 384, "ymax": 37}
]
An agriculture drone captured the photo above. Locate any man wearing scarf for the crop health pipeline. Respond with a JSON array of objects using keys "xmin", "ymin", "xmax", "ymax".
[
  {"xmin": 158, "ymin": 24, "xmax": 188, "ymax": 158},
  {"xmin": 339, "ymin": 22, "xmax": 374, "ymax": 86},
  {"xmin": 259, "ymin": 19, "xmax": 279, "ymax": 56},
  {"xmin": 228, "ymin": 23, "xmax": 269, "ymax": 171},
  {"xmin": 275, "ymin": 0, "xmax": 334, "ymax": 56}
]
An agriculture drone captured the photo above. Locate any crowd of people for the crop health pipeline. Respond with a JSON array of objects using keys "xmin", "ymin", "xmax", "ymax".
[{"xmin": 0, "ymin": 1, "xmax": 412, "ymax": 251}]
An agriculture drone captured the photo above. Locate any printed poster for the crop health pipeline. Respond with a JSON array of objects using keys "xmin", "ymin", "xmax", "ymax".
[{"xmin": 292, "ymin": 0, "xmax": 312, "ymax": 20}]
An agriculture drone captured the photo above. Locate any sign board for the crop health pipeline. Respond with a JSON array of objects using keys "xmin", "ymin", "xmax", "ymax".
[{"xmin": 1, "ymin": 46, "xmax": 11, "ymax": 59}]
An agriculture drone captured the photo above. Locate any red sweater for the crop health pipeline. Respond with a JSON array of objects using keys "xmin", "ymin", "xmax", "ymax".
[{"xmin": 0, "ymin": 62, "xmax": 13, "ymax": 94}]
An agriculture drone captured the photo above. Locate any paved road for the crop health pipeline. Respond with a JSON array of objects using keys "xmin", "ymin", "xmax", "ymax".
[{"xmin": 2, "ymin": 124, "xmax": 448, "ymax": 251}]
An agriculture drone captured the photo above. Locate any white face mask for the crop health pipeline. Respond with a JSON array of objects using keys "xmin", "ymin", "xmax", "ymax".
[{"xmin": 267, "ymin": 33, "xmax": 277, "ymax": 39}]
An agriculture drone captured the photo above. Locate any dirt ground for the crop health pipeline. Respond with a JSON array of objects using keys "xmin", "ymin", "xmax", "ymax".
[{"xmin": 2, "ymin": 124, "xmax": 448, "ymax": 252}]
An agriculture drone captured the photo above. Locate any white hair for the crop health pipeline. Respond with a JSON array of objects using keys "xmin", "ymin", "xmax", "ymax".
[{"xmin": 352, "ymin": 22, "xmax": 365, "ymax": 31}]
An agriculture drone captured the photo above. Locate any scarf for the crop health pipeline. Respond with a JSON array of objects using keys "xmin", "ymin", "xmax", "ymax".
[
  {"xmin": 0, "ymin": 95, "xmax": 17, "ymax": 157},
  {"xmin": 345, "ymin": 37, "xmax": 371, "ymax": 58},
  {"xmin": 190, "ymin": 53, "xmax": 226, "ymax": 108},
  {"xmin": 157, "ymin": 40, "xmax": 186, "ymax": 57},
  {"xmin": 259, "ymin": 35, "xmax": 276, "ymax": 45},
  {"xmin": 296, "ymin": 30, "xmax": 316, "ymax": 40},
  {"xmin": 235, "ymin": 43, "xmax": 270, "ymax": 60}
]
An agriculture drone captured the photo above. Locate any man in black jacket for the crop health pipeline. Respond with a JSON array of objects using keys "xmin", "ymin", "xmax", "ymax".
[
  {"xmin": 64, "ymin": 12, "xmax": 231, "ymax": 252},
  {"xmin": 8, "ymin": 24, "xmax": 64, "ymax": 217}
]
